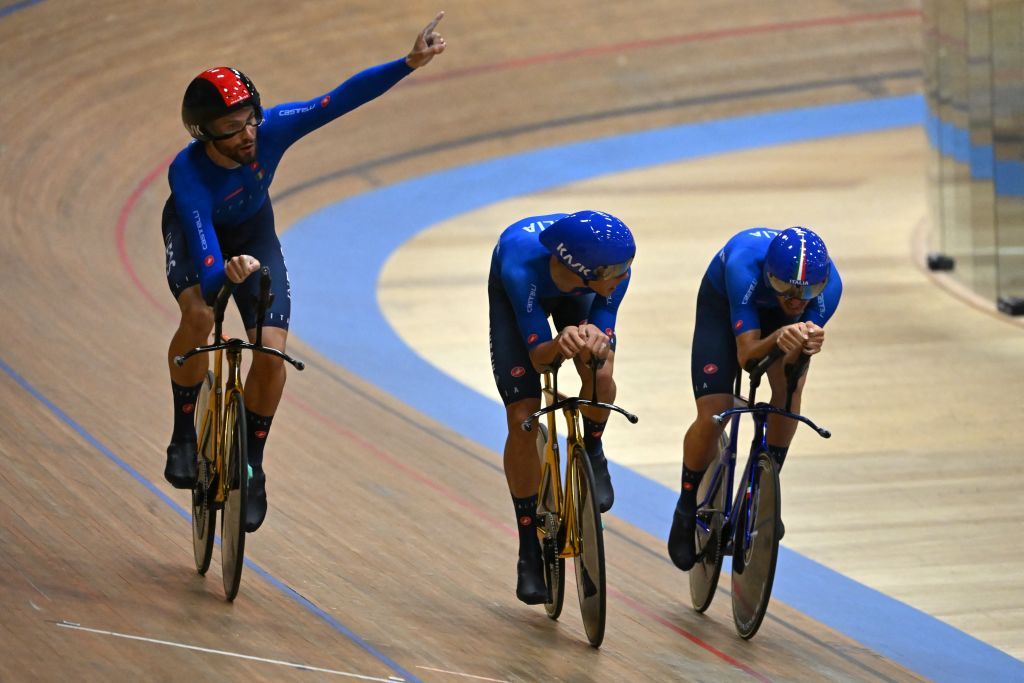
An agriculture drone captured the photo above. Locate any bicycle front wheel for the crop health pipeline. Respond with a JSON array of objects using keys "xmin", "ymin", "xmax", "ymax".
[
  {"xmin": 731, "ymin": 452, "xmax": 781, "ymax": 639},
  {"xmin": 535, "ymin": 423, "xmax": 565, "ymax": 620},
  {"xmin": 220, "ymin": 391, "xmax": 248, "ymax": 601},
  {"xmin": 572, "ymin": 445, "xmax": 606, "ymax": 648},
  {"xmin": 191, "ymin": 371, "xmax": 216, "ymax": 575}
]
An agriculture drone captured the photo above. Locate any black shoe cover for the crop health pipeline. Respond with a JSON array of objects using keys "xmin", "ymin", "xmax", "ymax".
[
  {"xmin": 516, "ymin": 554, "xmax": 546, "ymax": 605},
  {"xmin": 245, "ymin": 471, "xmax": 267, "ymax": 532},
  {"xmin": 667, "ymin": 507, "xmax": 697, "ymax": 571},
  {"xmin": 587, "ymin": 449, "xmax": 615, "ymax": 513},
  {"xmin": 164, "ymin": 440, "xmax": 197, "ymax": 489}
]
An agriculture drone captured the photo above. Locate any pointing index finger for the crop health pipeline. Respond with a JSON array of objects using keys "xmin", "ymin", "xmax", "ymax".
[{"xmin": 423, "ymin": 10, "xmax": 444, "ymax": 38}]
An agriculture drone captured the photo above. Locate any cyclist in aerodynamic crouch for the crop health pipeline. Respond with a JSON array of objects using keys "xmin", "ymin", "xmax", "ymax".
[
  {"xmin": 488, "ymin": 210, "xmax": 636, "ymax": 603},
  {"xmin": 668, "ymin": 227, "xmax": 842, "ymax": 570}
]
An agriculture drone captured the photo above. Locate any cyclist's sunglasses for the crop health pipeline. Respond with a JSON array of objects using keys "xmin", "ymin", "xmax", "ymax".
[
  {"xmin": 207, "ymin": 109, "xmax": 264, "ymax": 141},
  {"xmin": 767, "ymin": 272, "xmax": 827, "ymax": 300},
  {"xmin": 591, "ymin": 258, "xmax": 633, "ymax": 281}
]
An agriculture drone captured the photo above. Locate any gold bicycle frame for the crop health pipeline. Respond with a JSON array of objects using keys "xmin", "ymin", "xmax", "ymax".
[
  {"xmin": 198, "ymin": 341, "xmax": 245, "ymax": 505},
  {"xmin": 537, "ymin": 371, "xmax": 586, "ymax": 559}
]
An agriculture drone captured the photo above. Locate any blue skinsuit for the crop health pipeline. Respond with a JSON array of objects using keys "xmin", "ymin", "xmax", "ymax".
[{"xmin": 162, "ymin": 58, "xmax": 413, "ymax": 322}]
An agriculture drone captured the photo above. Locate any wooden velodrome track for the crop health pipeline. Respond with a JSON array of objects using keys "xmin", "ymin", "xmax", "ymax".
[{"xmin": 1, "ymin": 1, "xmax": 1021, "ymax": 681}]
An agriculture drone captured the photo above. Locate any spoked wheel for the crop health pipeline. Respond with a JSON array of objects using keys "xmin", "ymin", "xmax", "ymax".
[
  {"xmin": 220, "ymin": 392, "xmax": 248, "ymax": 601},
  {"xmin": 535, "ymin": 423, "xmax": 565, "ymax": 619},
  {"xmin": 191, "ymin": 371, "xmax": 216, "ymax": 575},
  {"xmin": 731, "ymin": 452, "xmax": 781, "ymax": 639},
  {"xmin": 572, "ymin": 445, "xmax": 606, "ymax": 648},
  {"xmin": 689, "ymin": 434, "xmax": 729, "ymax": 612}
]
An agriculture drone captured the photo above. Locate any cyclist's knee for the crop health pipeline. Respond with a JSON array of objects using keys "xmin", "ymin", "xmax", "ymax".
[
  {"xmin": 505, "ymin": 400, "xmax": 540, "ymax": 434},
  {"xmin": 594, "ymin": 370, "xmax": 616, "ymax": 397},
  {"xmin": 251, "ymin": 350, "xmax": 286, "ymax": 377},
  {"xmin": 179, "ymin": 300, "xmax": 213, "ymax": 337},
  {"xmin": 694, "ymin": 395, "xmax": 732, "ymax": 424}
]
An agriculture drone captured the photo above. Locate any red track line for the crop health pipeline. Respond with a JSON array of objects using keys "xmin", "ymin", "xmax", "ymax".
[
  {"xmin": 289, "ymin": 393, "xmax": 515, "ymax": 536},
  {"xmin": 115, "ymin": 9, "xmax": 921, "ymax": 309},
  {"xmin": 115, "ymin": 155, "xmax": 176, "ymax": 314},
  {"xmin": 112, "ymin": 11, "xmax": 916, "ymax": 678},
  {"xmin": 410, "ymin": 9, "xmax": 922, "ymax": 86},
  {"xmin": 611, "ymin": 588, "xmax": 773, "ymax": 683},
  {"xmin": 293, "ymin": 393, "xmax": 770, "ymax": 679}
]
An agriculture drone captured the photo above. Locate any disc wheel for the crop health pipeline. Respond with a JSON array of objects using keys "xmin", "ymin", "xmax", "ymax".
[
  {"xmin": 191, "ymin": 371, "xmax": 216, "ymax": 575},
  {"xmin": 689, "ymin": 434, "xmax": 728, "ymax": 612},
  {"xmin": 572, "ymin": 445, "xmax": 606, "ymax": 648},
  {"xmin": 220, "ymin": 392, "xmax": 248, "ymax": 601},
  {"xmin": 535, "ymin": 423, "xmax": 565, "ymax": 620},
  {"xmin": 731, "ymin": 452, "xmax": 781, "ymax": 639}
]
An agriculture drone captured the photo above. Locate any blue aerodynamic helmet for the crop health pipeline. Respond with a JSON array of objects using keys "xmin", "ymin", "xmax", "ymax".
[
  {"xmin": 763, "ymin": 227, "xmax": 831, "ymax": 300},
  {"xmin": 539, "ymin": 210, "xmax": 636, "ymax": 282}
]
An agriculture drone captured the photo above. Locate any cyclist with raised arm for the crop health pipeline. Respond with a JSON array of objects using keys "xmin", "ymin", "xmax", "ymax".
[
  {"xmin": 668, "ymin": 227, "xmax": 842, "ymax": 571},
  {"xmin": 488, "ymin": 210, "xmax": 635, "ymax": 604},
  {"xmin": 162, "ymin": 14, "xmax": 446, "ymax": 533}
]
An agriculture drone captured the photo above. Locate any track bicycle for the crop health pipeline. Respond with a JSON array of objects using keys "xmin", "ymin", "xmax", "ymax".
[
  {"xmin": 521, "ymin": 357, "xmax": 638, "ymax": 648},
  {"xmin": 174, "ymin": 267, "xmax": 304, "ymax": 601},
  {"xmin": 688, "ymin": 347, "xmax": 830, "ymax": 639}
]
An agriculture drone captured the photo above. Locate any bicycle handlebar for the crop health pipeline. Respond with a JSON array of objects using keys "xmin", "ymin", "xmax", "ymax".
[
  {"xmin": 535, "ymin": 352, "xmax": 605, "ymax": 374},
  {"xmin": 212, "ymin": 279, "xmax": 236, "ymax": 323},
  {"xmin": 744, "ymin": 346, "xmax": 785, "ymax": 383},
  {"xmin": 174, "ymin": 339, "xmax": 305, "ymax": 370},
  {"xmin": 174, "ymin": 268, "xmax": 304, "ymax": 371},
  {"xmin": 713, "ymin": 403, "xmax": 830, "ymax": 439},
  {"xmin": 521, "ymin": 396, "xmax": 638, "ymax": 432}
]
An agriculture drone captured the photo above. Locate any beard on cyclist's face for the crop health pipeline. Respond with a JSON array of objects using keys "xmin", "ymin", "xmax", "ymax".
[
  {"xmin": 209, "ymin": 108, "xmax": 259, "ymax": 165},
  {"xmin": 213, "ymin": 129, "xmax": 257, "ymax": 165}
]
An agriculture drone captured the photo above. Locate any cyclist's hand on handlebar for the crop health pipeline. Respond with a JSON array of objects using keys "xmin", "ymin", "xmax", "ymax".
[
  {"xmin": 579, "ymin": 323, "xmax": 611, "ymax": 361},
  {"xmin": 225, "ymin": 255, "xmax": 261, "ymax": 284},
  {"xmin": 802, "ymin": 322, "xmax": 825, "ymax": 355},
  {"xmin": 557, "ymin": 324, "xmax": 610, "ymax": 360},
  {"xmin": 776, "ymin": 322, "xmax": 810, "ymax": 355}
]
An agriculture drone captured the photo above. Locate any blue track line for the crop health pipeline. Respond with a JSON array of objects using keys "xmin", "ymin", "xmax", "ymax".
[
  {"xmin": 0, "ymin": 0, "xmax": 44, "ymax": 19},
  {"xmin": 281, "ymin": 93, "xmax": 1023, "ymax": 681},
  {"xmin": 0, "ymin": 356, "xmax": 419, "ymax": 683}
]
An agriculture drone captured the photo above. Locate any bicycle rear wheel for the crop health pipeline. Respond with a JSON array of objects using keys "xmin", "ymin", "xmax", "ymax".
[
  {"xmin": 731, "ymin": 452, "xmax": 781, "ymax": 639},
  {"xmin": 220, "ymin": 392, "xmax": 248, "ymax": 601},
  {"xmin": 572, "ymin": 445, "xmax": 606, "ymax": 648},
  {"xmin": 191, "ymin": 371, "xmax": 216, "ymax": 575},
  {"xmin": 689, "ymin": 435, "xmax": 728, "ymax": 612},
  {"xmin": 535, "ymin": 423, "xmax": 565, "ymax": 619}
]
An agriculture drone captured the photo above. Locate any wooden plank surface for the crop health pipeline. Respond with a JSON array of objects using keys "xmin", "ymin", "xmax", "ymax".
[{"xmin": 3, "ymin": 0, "xmax": 1009, "ymax": 679}]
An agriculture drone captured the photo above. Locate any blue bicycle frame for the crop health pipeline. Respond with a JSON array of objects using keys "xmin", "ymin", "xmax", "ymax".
[{"xmin": 696, "ymin": 350, "xmax": 830, "ymax": 557}]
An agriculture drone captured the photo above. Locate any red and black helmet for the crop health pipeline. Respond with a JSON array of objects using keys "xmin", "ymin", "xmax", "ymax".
[{"xmin": 181, "ymin": 67, "xmax": 263, "ymax": 141}]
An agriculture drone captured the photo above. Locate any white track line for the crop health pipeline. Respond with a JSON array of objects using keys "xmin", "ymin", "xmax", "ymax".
[
  {"xmin": 416, "ymin": 666, "xmax": 509, "ymax": 682},
  {"xmin": 55, "ymin": 621, "xmax": 402, "ymax": 682}
]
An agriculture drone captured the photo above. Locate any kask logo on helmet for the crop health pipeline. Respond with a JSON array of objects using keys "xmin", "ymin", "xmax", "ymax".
[{"xmin": 555, "ymin": 242, "xmax": 592, "ymax": 278}]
